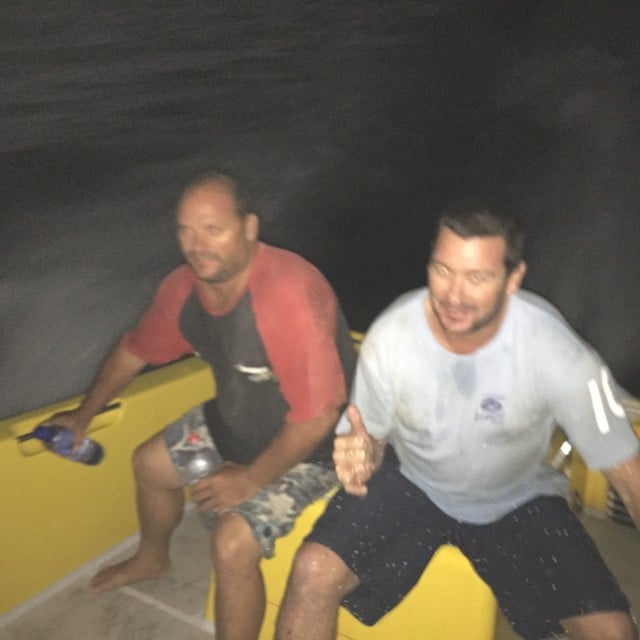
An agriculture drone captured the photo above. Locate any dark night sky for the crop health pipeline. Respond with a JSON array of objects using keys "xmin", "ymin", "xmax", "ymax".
[{"xmin": 1, "ymin": 1, "xmax": 639, "ymax": 418}]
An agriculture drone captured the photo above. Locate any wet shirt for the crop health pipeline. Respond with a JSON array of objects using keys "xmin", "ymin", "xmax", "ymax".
[
  {"xmin": 123, "ymin": 243, "xmax": 356, "ymax": 465},
  {"xmin": 337, "ymin": 288, "xmax": 638, "ymax": 524}
]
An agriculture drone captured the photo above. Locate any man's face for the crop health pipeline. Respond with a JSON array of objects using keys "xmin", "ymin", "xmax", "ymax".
[
  {"xmin": 427, "ymin": 227, "xmax": 524, "ymax": 337},
  {"xmin": 176, "ymin": 184, "xmax": 257, "ymax": 284}
]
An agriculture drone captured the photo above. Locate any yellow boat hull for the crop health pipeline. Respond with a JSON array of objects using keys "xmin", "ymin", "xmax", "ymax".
[{"xmin": 0, "ymin": 356, "xmax": 215, "ymax": 617}]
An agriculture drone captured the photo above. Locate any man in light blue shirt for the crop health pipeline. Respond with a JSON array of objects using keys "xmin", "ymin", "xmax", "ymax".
[{"xmin": 276, "ymin": 200, "xmax": 640, "ymax": 640}]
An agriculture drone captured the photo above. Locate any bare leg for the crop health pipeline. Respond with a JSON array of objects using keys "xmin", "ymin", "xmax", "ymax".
[
  {"xmin": 560, "ymin": 610, "xmax": 638, "ymax": 640},
  {"xmin": 89, "ymin": 432, "xmax": 184, "ymax": 593},
  {"xmin": 276, "ymin": 542, "xmax": 359, "ymax": 640},
  {"xmin": 210, "ymin": 512, "xmax": 265, "ymax": 640}
]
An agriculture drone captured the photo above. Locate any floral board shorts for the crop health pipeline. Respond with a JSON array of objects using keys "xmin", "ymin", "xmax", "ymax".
[{"xmin": 164, "ymin": 405, "xmax": 337, "ymax": 558}]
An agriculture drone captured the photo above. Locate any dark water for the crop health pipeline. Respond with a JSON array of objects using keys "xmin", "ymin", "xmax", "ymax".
[{"xmin": 2, "ymin": 0, "xmax": 639, "ymax": 418}]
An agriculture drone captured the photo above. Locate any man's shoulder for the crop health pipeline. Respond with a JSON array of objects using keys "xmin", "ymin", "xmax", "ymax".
[
  {"xmin": 155, "ymin": 264, "xmax": 197, "ymax": 303},
  {"xmin": 256, "ymin": 242, "xmax": 323, "ymax": 273},
  {"xmin": 510, "ymin": 290, "xmax": 594, "ymax": 366},
  {"xmin": 367, "ymin": 288, "xmax": 426, "ymax": 340},
  {"xmin": 251, "ymin": 243, "xmax": 331, "ymax": 291},
  {"xmin": 511, "ymin": 290, "xmax": 575, "ymax": 339},
  {"xmin": 513, "ymin": 290, "xmax": 564, "ymax": 321},
  {"xmin": 379, "ymin": 288, "xmax": 425, "ymax": 320}
]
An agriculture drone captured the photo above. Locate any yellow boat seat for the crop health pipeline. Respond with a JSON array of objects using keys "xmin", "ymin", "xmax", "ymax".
[{"xmin": 204, "ymin": 493, "xmax": 497, "ymax": 639}]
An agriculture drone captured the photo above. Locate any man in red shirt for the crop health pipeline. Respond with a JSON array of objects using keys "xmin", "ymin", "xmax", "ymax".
[{"xmin": 47, "ymin": 173, "xmax": 356, "ymax": 640}]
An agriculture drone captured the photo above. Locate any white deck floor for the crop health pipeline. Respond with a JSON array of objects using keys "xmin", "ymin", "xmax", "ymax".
[{"xmin": 2, "ymin": 506, "xmax": 639, "ymax": 640}]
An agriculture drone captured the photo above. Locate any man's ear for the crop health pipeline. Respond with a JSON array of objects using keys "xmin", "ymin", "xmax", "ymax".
[
  {"xmin": 507, "ymin": 261, "xmax": 527, "ymax": 294},
  {"xmin": 245, "ymin": 213, "xmax": 259, "ymax": 241}
]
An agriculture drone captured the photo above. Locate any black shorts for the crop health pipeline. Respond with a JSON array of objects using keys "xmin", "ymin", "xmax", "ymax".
[{"xmin": 306, "ymin": 448, "xmax": 631, "ymax": 640}]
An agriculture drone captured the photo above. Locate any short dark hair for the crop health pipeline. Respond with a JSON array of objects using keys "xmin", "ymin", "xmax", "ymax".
[
  {"xmin": 437, "ymin": 199, "xmax": 524, "ymax": 272},
  {"xmin": 182, "ymin": 171, "xmax": 254, "ymax": 218}
]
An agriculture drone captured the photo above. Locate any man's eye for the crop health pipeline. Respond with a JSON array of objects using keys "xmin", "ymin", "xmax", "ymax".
[{"xmin": 469, "ymin": 273, "xmax": 489, "ymax": 285}]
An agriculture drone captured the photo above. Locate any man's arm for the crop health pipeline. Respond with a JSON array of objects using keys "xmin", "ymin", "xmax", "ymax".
[
  {"xmin": 603, "ymin": 453, "xmax": 640, "ymax": 531},
  {"xmin": 191, "ymin": 406, "xmax": 341, "ymax": 511},
  {"xmin": 248, "ymin": 406, "xmax": 341, "ymax": 485},
  {"xmin": 46, "ymin": 341, "xmax": 147, "ymax": 441}
]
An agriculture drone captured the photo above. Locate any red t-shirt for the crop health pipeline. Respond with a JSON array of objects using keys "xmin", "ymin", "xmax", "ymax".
[{"xmin": 122, "ymin": 243, "xmax": 355, "ymax": 463}]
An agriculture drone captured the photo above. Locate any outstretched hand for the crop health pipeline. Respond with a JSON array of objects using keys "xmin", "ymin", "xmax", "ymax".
[{"xmin": 333, "ymin": 405, "xmax": 378, "ymax": 496}]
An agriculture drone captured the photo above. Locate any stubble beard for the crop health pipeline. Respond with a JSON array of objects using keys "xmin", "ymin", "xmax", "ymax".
[
  {"xmin": 430, "ymin": 285, "xmax": 508, "ymax": 338},
  {"xmin": 185, "ymin": 252, "xmax": 232, "ymax": 284}
]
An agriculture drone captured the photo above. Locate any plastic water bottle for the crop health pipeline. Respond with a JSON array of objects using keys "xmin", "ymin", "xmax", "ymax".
[
  {"xmin": 17, "ymin": 425, "xmax": 105, "ymax": 465},
  {"xmin": 181, "ymin": 431, "xmax": 220, "ymax": 484}
]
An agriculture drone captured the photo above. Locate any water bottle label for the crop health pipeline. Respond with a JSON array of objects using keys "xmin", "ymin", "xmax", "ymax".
[
  {"xmin": 68, "ymin": 439, "xmax": 93, "ymax": 461},
  {"xmin": 51, "ymin": 429, "xmax": 75, "ymax": 457},
  {"xmin": 51, "ymin": 427, "xmax": 103, "ymax": 464},
  {"xmin": 169, "ymin": 423, "xmax": 221, "ymax": 484}
]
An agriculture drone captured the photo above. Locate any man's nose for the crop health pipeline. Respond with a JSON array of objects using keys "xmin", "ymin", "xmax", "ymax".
[
  {"xmin": 191, "ymin": 232, "xmax": 209, "ymax": 251},
  {"xmin": 445, "ymin": 275, "xmax": 466, "ymax": 301}
]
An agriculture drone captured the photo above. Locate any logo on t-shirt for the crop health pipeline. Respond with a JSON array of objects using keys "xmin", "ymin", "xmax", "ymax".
[
  {"xmin": 475, "ymin": 396, "xmax": 505, "ymax": 425},
  {"xmin": 234, "ymin": 363, "xmax": 278, "ymax": 383}
]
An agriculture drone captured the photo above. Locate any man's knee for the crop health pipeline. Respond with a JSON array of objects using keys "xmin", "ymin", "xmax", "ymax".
[
  {"xmin": 210, "ymin": 513, "xmax": 261, "ymax": 569},
  {"xmin": 132, "ymin": 436, "xmax": 158, "ymax": 474},
  {"xmin": 131, "ymin": 434, "xmax": 179, "ymax": 487},
  {"xmin": 561, "ymin": 610, "xmax": 638, "ymax": 640},
  {"xmin": 289, "ymin": 542, "xmax": 359, "ymax": 596}
]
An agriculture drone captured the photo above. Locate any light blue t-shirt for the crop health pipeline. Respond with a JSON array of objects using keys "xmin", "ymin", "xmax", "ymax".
[{"xmin": 337, "ymin": 288, "xmax": 638, "ymax": 524}]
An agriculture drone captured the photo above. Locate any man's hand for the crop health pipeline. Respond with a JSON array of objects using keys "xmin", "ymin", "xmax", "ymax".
[
  {"xmin": 190, "ymin": 462, "xmax": 259, "ymax": 511},
  {"xmin": 41, "ymin": 409, "xmax": 92, "ymax": 447},
  {"xmin": 333, "ymin": 405, "xmax": 384, "ymax": 496},
  {"xmin": 36, "ymin": 344, "xmax": 146, "ymax": 449}
]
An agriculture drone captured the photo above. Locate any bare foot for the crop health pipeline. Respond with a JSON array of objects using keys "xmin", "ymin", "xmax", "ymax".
[{"xmin": 89, "ymin": 554, "xmax": 171, "ymax": 593}]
